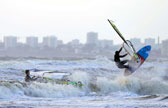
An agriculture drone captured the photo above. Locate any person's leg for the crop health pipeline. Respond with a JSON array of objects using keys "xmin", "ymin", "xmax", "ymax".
[
  {"xmin": 116, "ymin": 61, "xmax": 129, "ymax": 69},
  {"xmin": 120, "ymin": 60, "xmax": 128, "ymax": 64},
  {"xmin": 123, "ymin": 65, "xmax": 129, "ymax": 69},
  {"xmin": 119, "ymin": 61, "xmax": 129, "ymax": 69},
  {"xmin": 117, "ymin": 62, "xmax": 127, "ymax": 69}
]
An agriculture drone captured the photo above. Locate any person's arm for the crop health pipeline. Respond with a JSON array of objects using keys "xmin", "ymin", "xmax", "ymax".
[
  {"xmin": 32, "ymin": 76, "xmax": 40, "ymax": 80},
  {"xmin": 118, "ymin": 47, "xmax": 122, "ymax": 53},
  {"xmin": 119, "ymin": 53, "xmax": 128, "ymax": 58}
]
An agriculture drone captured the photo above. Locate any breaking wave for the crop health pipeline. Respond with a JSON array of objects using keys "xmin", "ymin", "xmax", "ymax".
[
  {"xmin": 0, "ymin": 57, "xmax": 168, "ymax": 99},
  {"xmin": 1, "ymin": 72, "xmax": 168, "ymax": 99}
]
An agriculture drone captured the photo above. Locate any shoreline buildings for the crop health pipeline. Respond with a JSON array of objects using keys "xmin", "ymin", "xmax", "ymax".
[
  {"xmin": 4, "ymin": 36, "xmax": 17, "ymax": 49},
  {"xmin": 0, "ymin": 33, "xmax": 167, "ymax": 58},
  {"xmin": 26, "ymin": 36, "xmax": 38, "ymax": 48}
]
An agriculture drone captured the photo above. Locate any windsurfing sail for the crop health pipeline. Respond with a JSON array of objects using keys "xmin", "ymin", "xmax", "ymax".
[
  {"xmin": 29, "ymin": 70, "xmax": 71, "ymax": 80},
  {"xmin": 126, "ymin": 40, "xmax": 136, "ymax": 53},
  {"xmin": 107, "ymin": 19, "xmax": 128, "ymax": 45},
  {"xmin": 107, "ymin": 19, "xmax": 138, "ymax": 59},
  {"xmin": 123, "ymin": 40, "xmax": 138, "ymax": 58}
]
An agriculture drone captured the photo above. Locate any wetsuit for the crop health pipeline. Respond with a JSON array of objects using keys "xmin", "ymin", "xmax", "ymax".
[
  {"xmin": 114, "ymin": 47, "xmax": 129, "ymax": 69},
  {"xmin": 25, "ymin": 75, "xmax": 38, "ymax": 82}
]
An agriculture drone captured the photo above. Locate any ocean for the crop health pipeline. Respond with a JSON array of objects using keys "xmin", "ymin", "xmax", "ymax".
[{"xmin": 0, "ymin": 57, "xmax": 168, "ymax": 108}]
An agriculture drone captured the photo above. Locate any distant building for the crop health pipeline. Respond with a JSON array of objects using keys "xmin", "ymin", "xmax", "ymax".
[
  {"xmin": 161, "ymin": 39, "xmax": 168, "ymax": 56},
  {"xmin": 43, "ymin": 36, "xmax": 57, "ymax": 48},
  {"xmin": 26, "ymin": 36, "xmax": 38, "ymax": 48},
  {"xmin": 153, "ymin": 36, "xmax": 161, "ymax": 50},
  {"xmin": 0, "ymin": 41, "xmax": 4, "ymax": 49},
  {"xmin": 86, "ymin": 32, "xmax": 98, "ymax": 45},
  {"xmin": 69, "ymin": 39, "xmax": 80, "ymax": 46},
  {"xmin": 57, "ymin": 40, "xmax": 63, "ymax": 46},
  {"xmin": 130, "ymin": 38, "xmax": 141, "ymax": 46},
  {"xmin": 98, "ymin": 40, "xmax": 113, "ymax": 48},
  {"xmin": 4, "ymin": 36, "xmax": 17, "ymax": 49},
  {"xmin": 157, "ymin": 36, "xmax": 160, "ymax": 45},
  {"xmin": 144, "ymin": 38, "xmax": 155, "ymax": 46},
  {"xmin": 130, "ymin": 38, "xmax": 142, "ymax": 49}
]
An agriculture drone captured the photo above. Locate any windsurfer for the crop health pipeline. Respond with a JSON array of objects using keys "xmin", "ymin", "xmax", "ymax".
[
  {"xmin": 25, "ymin": 70, "xmax": 39, "ymax": 82},
  {"xmin": 114, "ymin": 46, "xmax": 129, "ymax": 69}
]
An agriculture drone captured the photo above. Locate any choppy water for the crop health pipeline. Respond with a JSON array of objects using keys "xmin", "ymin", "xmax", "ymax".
[{"xmin": 0, "ymin": 57, "xmax": 168, "ymax": 108}]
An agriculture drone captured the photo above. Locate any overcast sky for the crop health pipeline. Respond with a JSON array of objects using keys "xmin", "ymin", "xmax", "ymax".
[{"xmin": 0, "ymin": 0, "xmax": 168, "ymax": 44}]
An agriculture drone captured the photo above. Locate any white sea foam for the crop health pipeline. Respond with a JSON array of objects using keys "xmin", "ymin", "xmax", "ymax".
[{"xmin": 0, "ymin": 58, "xmax": 168, "ymax": 108}]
